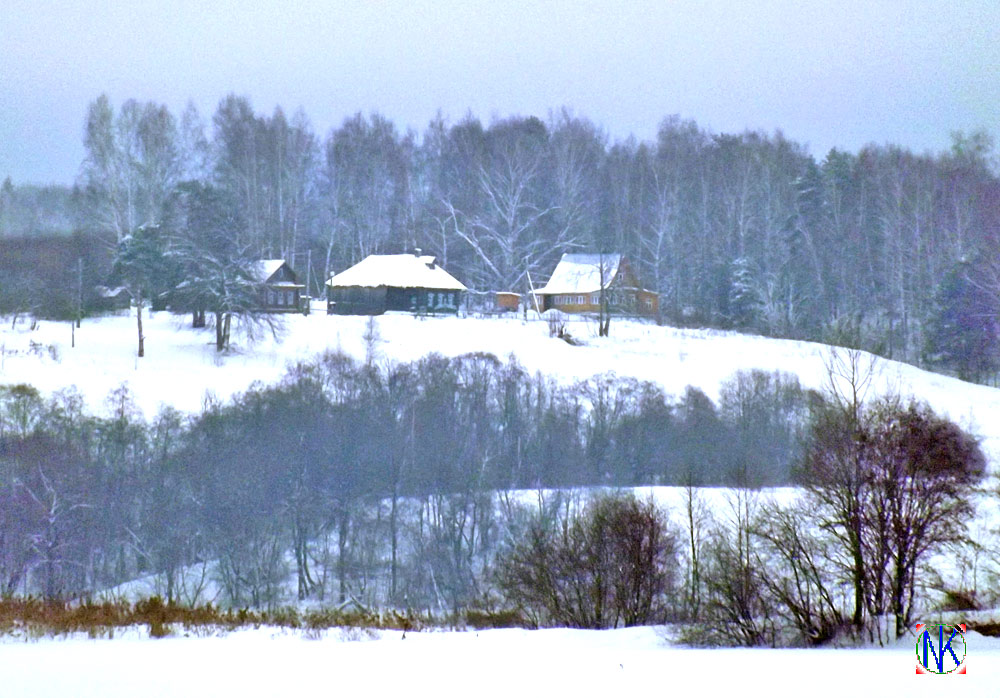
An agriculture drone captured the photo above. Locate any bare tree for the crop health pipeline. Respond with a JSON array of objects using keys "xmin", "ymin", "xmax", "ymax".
[
  {"xmin": 444, "ymin": 117, "xmax": 558, "ymax": 292},
  {"xmin": 444, "ymin": 151, "xmax": 553, "ymax": 291},
  {"xmin": 16, "ymin": 467, "xmax": 89, "ymax": 600},
  {"xmin": 697, "ymin": 487, "xmax": 776, "ymax": 646},
  {"xmin": 864, "ymin": 399, "xmax": 985, "ymax": 637},
  {"xmin": 802, "ymin": 349, "xmax": 985, "ymax": 640},
  {"xmin": 682, "ymin": 479, "xmax": 709, "ymax": 620},
  {"xmin": 753, "ymin": 502, "xmax": 846, "ymax": 644},
  {"xmin": 78, "ymin": 96, "xmax": 182, "ymax": 245},
  {"xmin": 323, "ymin": 113, "xmax": 410, "ymax": 264},
  {"xmin": 496, "ymin": 493, "xmax": 678, "ymax": 628}
]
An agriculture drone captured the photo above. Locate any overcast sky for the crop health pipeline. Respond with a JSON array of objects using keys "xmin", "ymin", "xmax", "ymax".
[{"xmin": 2, "ymin": 0, "xmax": 998, "ymax": 185}]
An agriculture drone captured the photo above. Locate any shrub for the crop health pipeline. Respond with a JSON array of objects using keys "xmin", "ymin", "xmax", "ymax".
[{"xmin": 496, "ymin": 493, "xmax": 679, "ymax": 628}]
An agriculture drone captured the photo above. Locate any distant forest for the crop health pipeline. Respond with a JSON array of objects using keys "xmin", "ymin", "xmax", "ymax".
[{"xmin": 2, "ymin": 96, "xmax": 999, "ymax": 381}]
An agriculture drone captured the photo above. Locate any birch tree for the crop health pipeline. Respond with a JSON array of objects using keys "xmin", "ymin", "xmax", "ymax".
[{"xmin": 78, "ymin": 96, "xmax": 182, "ymax": 245}]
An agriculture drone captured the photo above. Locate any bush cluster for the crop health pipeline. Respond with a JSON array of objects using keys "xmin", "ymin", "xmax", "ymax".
[{"xmin": 496, "ymin": 493, "xmax": 679, "ymax": 628}]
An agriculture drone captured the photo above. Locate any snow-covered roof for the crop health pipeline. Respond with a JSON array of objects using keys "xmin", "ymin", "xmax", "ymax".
[
  {"xmin": 96, "ymin": 285, "xmax": 128, "ymax": 298},
  {"xmin": 326, "ymin": 254, "xmax": 467, "ymax": 291},
  {"xmin": 534, "ymin": 254, "xmax": 621, "ymax": 294},
  {"xmin": 253, "ymin": 259, "xmax": 288, "ymax": 283}
]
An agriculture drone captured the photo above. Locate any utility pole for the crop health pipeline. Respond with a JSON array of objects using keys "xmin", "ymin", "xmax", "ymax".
[
  {"xmin": 72, "ymin": 257, "xmax": 82, "ymax": 348},
  {"xmin": 598, "ymin": 250, "xmax": 610, "ymax": 337},
  {"xmin": 306, "ymin": 248, "xmax": 312, "ymax": 302},
  {"xmin": 76, "ymin": 257, "xmax": 83, "ymax": 328}
]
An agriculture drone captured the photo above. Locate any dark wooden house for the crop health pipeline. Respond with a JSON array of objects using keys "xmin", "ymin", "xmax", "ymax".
[
  {"xmin": 532, "ymin": 253, "xmax": 658, "ymax": 317},
  {"xmin": 326, "ymin": 253, "xmax": 466, "ymax": 315},
  {"xmin": 255, "ymin": 259, "xmax": 305, "ymax": 313}
]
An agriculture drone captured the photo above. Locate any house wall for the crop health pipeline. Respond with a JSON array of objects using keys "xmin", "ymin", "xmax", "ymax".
[
  {"xmin": 262, "ymin": 286, "xmax": 302, "ymax": 312},
  {"xmin": 387, "ymin": 287, "xmax": 461, "ymax": 314},
  {"xmin": 328, "ymin": 286, "xmax": 388, "ymax": 315},
  {"xmin": 538, "ymin": 288, "xmax": 658, "ymax": 318},
  {"xmin": 261, "ymin": 262, "xmax": 304, "ymax": 313},
  {"xmin": 327, "ymin": 286, "xmax": 462, "ymax": 315},
  {"xmin": 540, "ymin": 293, "xmax": 599, "ymax": 314},
  {"xmin": 637, "ymin": 289, "xmax": 659, "ymax": 317}
]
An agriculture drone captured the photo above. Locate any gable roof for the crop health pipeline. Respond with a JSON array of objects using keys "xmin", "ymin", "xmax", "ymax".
[
  {"xmin": 253, "ymin": 259, "xmax": 289, "ymax": 283},
  {"xmin": 534, "ymin": 253, "xmax": 622, "ymax": 294},
  {"xmin": 326, "ymin": 254, "xmax": 467, "ymax": 291}
]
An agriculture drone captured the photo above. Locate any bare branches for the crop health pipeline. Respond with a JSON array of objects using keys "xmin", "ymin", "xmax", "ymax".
[
  {"xmin": 443, "ymin": 140, "xmax": 556, "ymax": 291},
  {"xmin": 79, "ymin": 96, "xmax": 182, "ymax": 245},
  {"xmin": 822, "ymin": 346, "xmax": 881, "ymax": 424}
]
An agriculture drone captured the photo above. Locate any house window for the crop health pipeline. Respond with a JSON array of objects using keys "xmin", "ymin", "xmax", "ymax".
[
  {"xmin": 287, "ymin": 291, "xmax": 294, "ymax": 306},
  {"xmin": 276, "ymin": 290, "xmax": 284, "ymax": 305},
  {"xmin": 591, "ymin": 293, "xmax": 599, "ymax": 305},
  {"xmin": 268, "ymin": 290, "xmax": 276, "ymax": 306},
  {"xmin": 644, "ymin": 298, "xmax": 653, "ymax": 310}
]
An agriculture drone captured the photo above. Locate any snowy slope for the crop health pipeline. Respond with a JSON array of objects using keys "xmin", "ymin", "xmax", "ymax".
[{"xmin": 2, "ymin": 309, "xmax": 999, "ymax": 467}]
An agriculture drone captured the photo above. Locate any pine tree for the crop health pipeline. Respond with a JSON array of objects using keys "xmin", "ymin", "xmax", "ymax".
[
  {"xmin": 926, "ymin": 262, "xmax": 1000, "ymax": 382},
  {"xmin": 112, "ymin": 225, "xmax": 178, "ymax": 357}
]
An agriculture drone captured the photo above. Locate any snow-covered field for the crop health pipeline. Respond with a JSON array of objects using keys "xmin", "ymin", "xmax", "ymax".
[
  {"xmin": 2, "ymin": 308, "xmax": 999, "ymax": 467},
  {"xmin": 2, "ymin": 625, "xmax": 996, "ymax": 696}
]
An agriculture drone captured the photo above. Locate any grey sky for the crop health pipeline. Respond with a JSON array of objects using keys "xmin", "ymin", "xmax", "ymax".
[{"xmin": 2, "ymin": 0, "xmax": 998, "ymax": 184}]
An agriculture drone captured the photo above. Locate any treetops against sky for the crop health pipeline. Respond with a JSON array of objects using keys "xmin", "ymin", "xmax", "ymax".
[
  {"xmin": 62, "ymin": 90, "xmax": 1000, "ymax": 379},
  {"xmin": 1, "ymin": 1, "xmax": 998, "ymax": 185}
]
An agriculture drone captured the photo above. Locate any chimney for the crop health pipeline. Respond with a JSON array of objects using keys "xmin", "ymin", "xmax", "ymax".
[{"xmin": 413, "ymin": 247, "xmax": 422, "ymax": 257}]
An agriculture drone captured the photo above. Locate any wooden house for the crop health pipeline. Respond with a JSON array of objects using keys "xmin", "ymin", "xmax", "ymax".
[
  {"xmin": 255, "ymin": 259, "xmax": 305, "ymax": 313},
  {"xmin": 532, "ymin": 254, "xmax": 658, "ymax": 317},
  {"xmin": 326, "ymin": 252, "xmax": 466, "ymax": 315}
]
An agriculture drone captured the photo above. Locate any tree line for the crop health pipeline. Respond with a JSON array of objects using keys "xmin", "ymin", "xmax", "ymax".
[
  {"xmin": 4, "ymin": 97, "xmax": 1000, "ymax": 380},
  {"xmin": 0, "ymin": 352, "xmax": 813, "ymax": 607}
]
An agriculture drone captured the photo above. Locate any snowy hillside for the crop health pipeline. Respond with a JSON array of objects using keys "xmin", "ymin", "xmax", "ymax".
[{"xmin": 3, "ymin": 309, "xmax": 999, "ymax": 468}]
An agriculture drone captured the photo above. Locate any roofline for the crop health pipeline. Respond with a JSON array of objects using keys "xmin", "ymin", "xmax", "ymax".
[{"xmin": 325, "ymin": 282, "xmax": 467, "ymax": 290}]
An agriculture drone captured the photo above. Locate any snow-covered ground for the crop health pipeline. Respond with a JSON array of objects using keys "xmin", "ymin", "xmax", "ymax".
[
  {"xmin": 2, "ymin": 309, "xmax": 999, "ymax": 467},
  {"xmin": 2, "ymin": 625, "xmax": 996, "ymax": 696},
  {"xmin": 3, "ymin": 312, "xmax": 1000, "ymax": 690}
]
